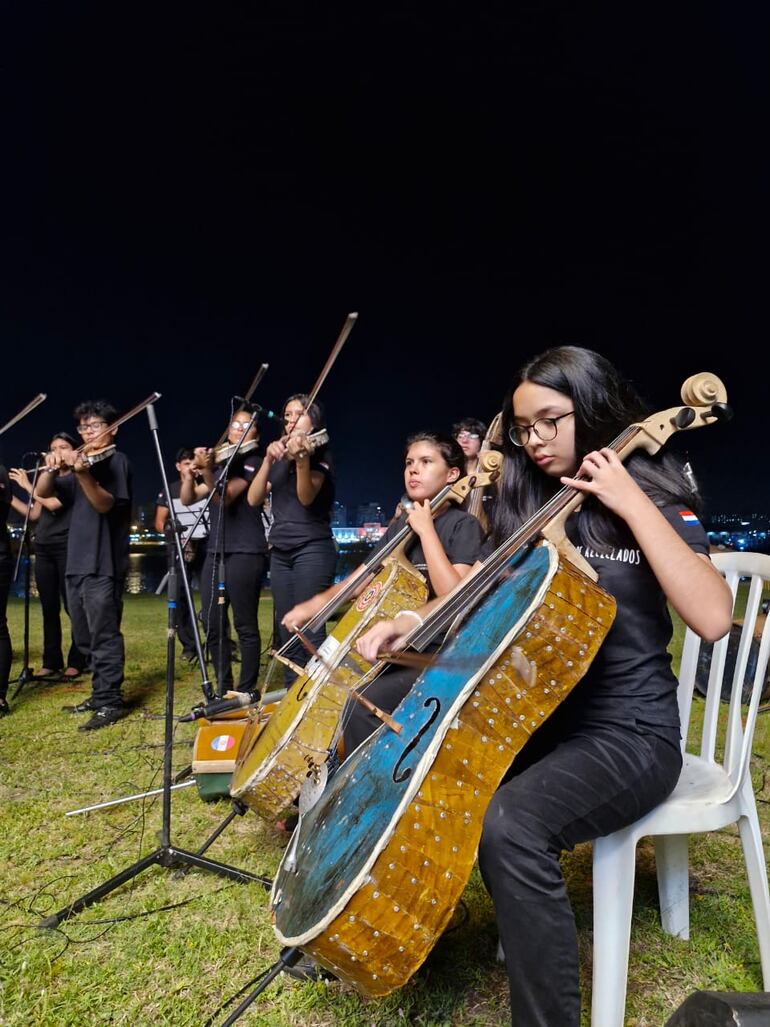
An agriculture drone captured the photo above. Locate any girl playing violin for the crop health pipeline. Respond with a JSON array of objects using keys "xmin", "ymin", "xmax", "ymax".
[
  {"xmin": 247, "ymin": 394, "xmax": 336, "ymax": 676},
  {"xmin": 181, "ymin": 410, "xmax": 267, "ymax": 696},
  {"xmin": 283, "ymin": 431, "xmax": 484, "ymax": 753},
  {"xmin": 356, "ymin": 346, "xmax": 732, "ymax": 1026}
]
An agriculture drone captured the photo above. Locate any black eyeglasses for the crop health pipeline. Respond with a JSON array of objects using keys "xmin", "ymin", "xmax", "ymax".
[
  {"xmin": 509, "ymin": 411, "xmax": 574, "ymax": 447},
  {"xmin": 455, "ymin": 431, "xmax": 480, "ymax": 441},
  {"xmin": 76, "ymin": 420, "xmax": 108, "ymax": 436}
]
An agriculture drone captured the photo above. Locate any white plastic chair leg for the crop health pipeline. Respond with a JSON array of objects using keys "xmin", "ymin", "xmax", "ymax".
[
  {"xmin": 653, "ymin": 834, "xmax": 690, "ymax": 939},
  {"xmin": 591, "ymin": 833, "xmax": 638, "ymax": 1027},
  {"xmin": 738, "ymin": 810, "xmax": 770, "ymax": 989}
]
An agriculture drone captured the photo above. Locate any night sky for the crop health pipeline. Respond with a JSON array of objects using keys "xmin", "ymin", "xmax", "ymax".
[{"xmin": 2, "ymin": 4, "xmax": 767, "ymax": 516}]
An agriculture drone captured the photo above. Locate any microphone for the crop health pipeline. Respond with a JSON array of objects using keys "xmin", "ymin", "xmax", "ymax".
[
  {"xmin": 178, "ymin": 690, "xmax": 260, "ymax": 723},
  {"xmin": 233, "ymin": 397, "xmax": 278, "ymax": 420},
  {"xmin": 22, "ymin": 451, "xmax": 46, "ymax": 469}
]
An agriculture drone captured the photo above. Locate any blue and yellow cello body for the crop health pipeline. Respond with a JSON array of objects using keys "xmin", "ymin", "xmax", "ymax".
[{"xmin": 272, "ymin": 539, "xmax": 615, "ymax": 995}]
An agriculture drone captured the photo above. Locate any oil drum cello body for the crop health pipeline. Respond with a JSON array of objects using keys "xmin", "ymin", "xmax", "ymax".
[
  {"xmin": 230, "ymin": 471, "xmax": 497, "ymax": 822},
  {"xmin": 271, "ymin": 539, "xmax": 615, "ymax": 995},
  {"xmin": 229, "ymin": 555, "xmax": 428, "ymax": 820}
]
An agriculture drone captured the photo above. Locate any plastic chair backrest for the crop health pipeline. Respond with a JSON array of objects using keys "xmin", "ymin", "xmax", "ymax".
[{"xmin": 676, "ymin": 551, "xmax": 770, "ymax": 799}]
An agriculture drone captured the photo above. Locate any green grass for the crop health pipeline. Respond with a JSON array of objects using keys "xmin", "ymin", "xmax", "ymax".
[{"xmin": 1, "ymin": 593, "xmax": 769, "ymax": 1026}]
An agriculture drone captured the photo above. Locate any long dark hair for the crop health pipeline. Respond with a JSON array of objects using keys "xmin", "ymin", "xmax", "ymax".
[{"xmin": 491, "ymin": 346, "xmax": 700, "ymax": 551}]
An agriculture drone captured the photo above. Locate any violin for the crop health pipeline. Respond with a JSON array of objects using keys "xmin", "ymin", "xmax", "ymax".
[
  {"xmin": 213, "ymin": 437, "xmax": 260, "ymax": 465},
  {"xmin": 81, "ymin": 444, "xmax": 117, "ymax": 466},
  {"xmin": 283, "ymin": 428, "xmax": 329, "ymax": 460}
]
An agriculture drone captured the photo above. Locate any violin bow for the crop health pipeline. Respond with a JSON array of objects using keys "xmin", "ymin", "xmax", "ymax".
[
  {"xmin": 0, "ymin": 394, "xmax": 47, "ymax": 437},
  {"xmin": 293, "ymin": 628, "xmax": 403, "ymax": 735},
  {"xmin": 282, "ymin": 312, "xmax": 358, "ymax": 440},
  {"xmin": 215, "ymin": 362, "xmax": 270, "ymax": 448}
]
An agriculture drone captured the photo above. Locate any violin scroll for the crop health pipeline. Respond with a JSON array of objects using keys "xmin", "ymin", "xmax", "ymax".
[{"xmin": 680, "ymin": 371, "xmax": 727, "ymax": 408}]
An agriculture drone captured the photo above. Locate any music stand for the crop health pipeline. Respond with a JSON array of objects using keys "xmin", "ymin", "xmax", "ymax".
[{"xmin": 38, "ymin": 402, "xmax": 270, "ymax": 931}]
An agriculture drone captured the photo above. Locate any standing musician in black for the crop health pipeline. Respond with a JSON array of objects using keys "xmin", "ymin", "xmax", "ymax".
[
  {"xmin": 154, "ymin": 446, "xmax": 209, "ymax": 664},
  {"xmin": 0, "ymin": 459, "xmax": 11, "ymax": 716},
  {"xmin": 9, "ymin": 432, "xmax": 89, "ymax": 680},
  {"xmin": 36, "ymin": 400, "xmax": 133, "ymax": 730},
  {"xmin": 182, "ymin": 411, "xmax": 267, "ymax": 697},
  {"xmin": 452, "ymin": 416, "xmax": 487, "ymax": 477},
  {"xmin": 246, "ymin": 394, "xmax": 336, "ymax": 677}
]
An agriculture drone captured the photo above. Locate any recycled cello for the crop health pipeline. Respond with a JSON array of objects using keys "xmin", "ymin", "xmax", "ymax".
[
  {"xmin": 271, "ymin": 369, "xmax": 730, "ymax": 997},
  {"xmin": 230, "ymin": 463, "xmax": 499, "ymax": 821}
]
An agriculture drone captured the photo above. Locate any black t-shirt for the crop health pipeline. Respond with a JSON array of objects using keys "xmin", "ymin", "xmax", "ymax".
[
  {"xmin": 206, "ymin": 455, "xmax": 267, "ymax": 557},
  {"xmin": 372, "ymin": 505, "xmax": 483, "ymax": 600},
  {"xmin": 66, "ymin": 451, "xmax": 133, "ymax": 579},
  {"xmin": 480, "ymin": 502, "xmax": 710, "ymax": 729},
  {"xmin": 267, "ymin": 455, "xmax": 334, "ymax": 550},
  {"xmin": 34, "ymin": 473, "xmax": 76, "ymax": 550},
  {"xmin": 0, "ymin": 466, "xmax": 9, "ymax": 556}
]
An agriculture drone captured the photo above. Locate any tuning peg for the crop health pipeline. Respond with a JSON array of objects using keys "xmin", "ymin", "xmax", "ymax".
[
  {"xmin": 672, "ymin": 407, "xmax": 696, "ymax": 429},
  {"xmin": 709, "ymin": 402, "xmax": 732, "ymax": 422}
]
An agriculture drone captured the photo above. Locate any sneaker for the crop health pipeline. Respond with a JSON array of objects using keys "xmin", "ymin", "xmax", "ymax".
[
  {"xmin": 0, "ymin": 698, "xmax": 10, "ymax": 717},
  {"xmin": 180, "ymin": 650, "xmax": 197, "ymax": 664},
  {"xmin": 78, "ymin": 705, "xmax": 130, "ymax": 731},
  {"xmin": 61, "ymin": 699, "xmax": 96, "ymax": 714}
]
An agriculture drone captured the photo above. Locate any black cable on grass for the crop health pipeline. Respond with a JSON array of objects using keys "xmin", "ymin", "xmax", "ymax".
[{"xmin": 202, "ymin": 958, "xmax": 280, "ymax": 1027}]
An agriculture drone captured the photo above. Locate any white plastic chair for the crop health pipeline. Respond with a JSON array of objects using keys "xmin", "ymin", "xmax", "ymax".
[{"xmin": 591, "ymin": 550, "xmax": 770, "ymax": 1027}]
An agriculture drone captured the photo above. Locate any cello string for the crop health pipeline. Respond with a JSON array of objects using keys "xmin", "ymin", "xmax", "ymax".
[{"xmin": 407, "ymin": 424, "xmax": 641, "ymax": 649}]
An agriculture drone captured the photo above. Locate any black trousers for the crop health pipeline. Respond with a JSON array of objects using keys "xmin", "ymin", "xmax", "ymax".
[
  {"xmin": 199, "ymin": 551, "xmax": 265, "ymax": 694},
  {"xmin": 0, "ymin": 553, "xmax": 11, "ymax": 699},
  {"xmin": 66, "ymin": 574, "xmax": 126, "ymax": 707},
  {"xmin": 477, "ymin": 704, "xmax": 682, "ymax": 1027},
  {"xmin": 34, "ymin": 544, "xmax": 87, "ymax": 671},
  {"xmin": 269, "ymin": 538, "xmax": 336, "ymax": 680}
]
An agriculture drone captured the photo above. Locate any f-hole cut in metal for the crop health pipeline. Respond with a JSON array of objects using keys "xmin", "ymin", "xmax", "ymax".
[{"xmin": 393, "ymin": 697, "xmax": 441, "ymax": 784}]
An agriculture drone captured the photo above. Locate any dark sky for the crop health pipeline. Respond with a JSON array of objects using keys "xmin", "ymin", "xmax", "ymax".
[{"xmin": 2, "ymin": 4, "xmax": 768, "ymax": 516}]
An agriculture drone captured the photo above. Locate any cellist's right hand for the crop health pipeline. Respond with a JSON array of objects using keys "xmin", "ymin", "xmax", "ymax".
[{"xmin": 355, "ymin": 617, "xmax": 412, "ymax": 664}]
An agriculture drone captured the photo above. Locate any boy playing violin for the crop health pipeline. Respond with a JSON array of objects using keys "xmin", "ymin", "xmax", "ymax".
[{"xmin": 36, "ymin": 400, "xmax": 133, "ymax": 730}]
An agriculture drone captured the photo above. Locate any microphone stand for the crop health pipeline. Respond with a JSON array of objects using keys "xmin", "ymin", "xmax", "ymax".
[
  {"xmin": 11, "ymin": 460, "xmax": 43, "ymax": 698},
  {"xmin": 37, "ymin": 403, "xmax": 271, "ymax": 932}
]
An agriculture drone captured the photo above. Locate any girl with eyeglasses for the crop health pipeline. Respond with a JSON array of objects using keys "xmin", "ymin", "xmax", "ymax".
[
  {"xmin": 354, "ymin": 345, "xmax": 733, "ymax": 1026},
  {"xmin": 247, "ymin": 394, "xmax": 336, "ymax": 677},
  {"xmin": 452, "ymin": 416, "xmax": 487, "ymax": 476}
]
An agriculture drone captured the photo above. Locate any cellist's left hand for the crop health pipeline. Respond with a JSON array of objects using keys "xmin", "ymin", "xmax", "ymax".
[
  {"xmin": 406, "ymin": 499, "xmax": 434, "ymax": 538},
  {"xmin": 561, "ymin": 448, "xmax": 648, "ymax": 519}
]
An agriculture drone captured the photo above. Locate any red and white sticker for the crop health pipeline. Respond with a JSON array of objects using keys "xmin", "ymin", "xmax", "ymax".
[{"xmin": 355, "ymin": 580, "xmax": 383, "ymax": 612}]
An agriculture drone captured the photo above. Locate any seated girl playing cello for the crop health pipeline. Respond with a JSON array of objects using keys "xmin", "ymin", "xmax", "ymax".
[
  {"xmin": 355, "ymin": 346, "xmax": 732, "ymax": 1026},
  {"xmin": 282, "ymin": 431, "xmax": 483, "ymax": 753}
]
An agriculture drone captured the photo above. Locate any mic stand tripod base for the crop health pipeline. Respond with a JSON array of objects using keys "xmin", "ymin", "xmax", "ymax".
[
  {"xmin": 37, "ymin": 846, "xmax": 272, "ymax": 931},
  {"xmin": 11, "ymin": 665, "xmax": 36, "ymax": 699}
]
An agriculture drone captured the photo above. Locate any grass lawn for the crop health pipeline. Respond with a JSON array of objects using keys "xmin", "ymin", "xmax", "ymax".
[{"xmin": 1, "ymin": 592, "xmax": 769, "ymax": 1026}]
